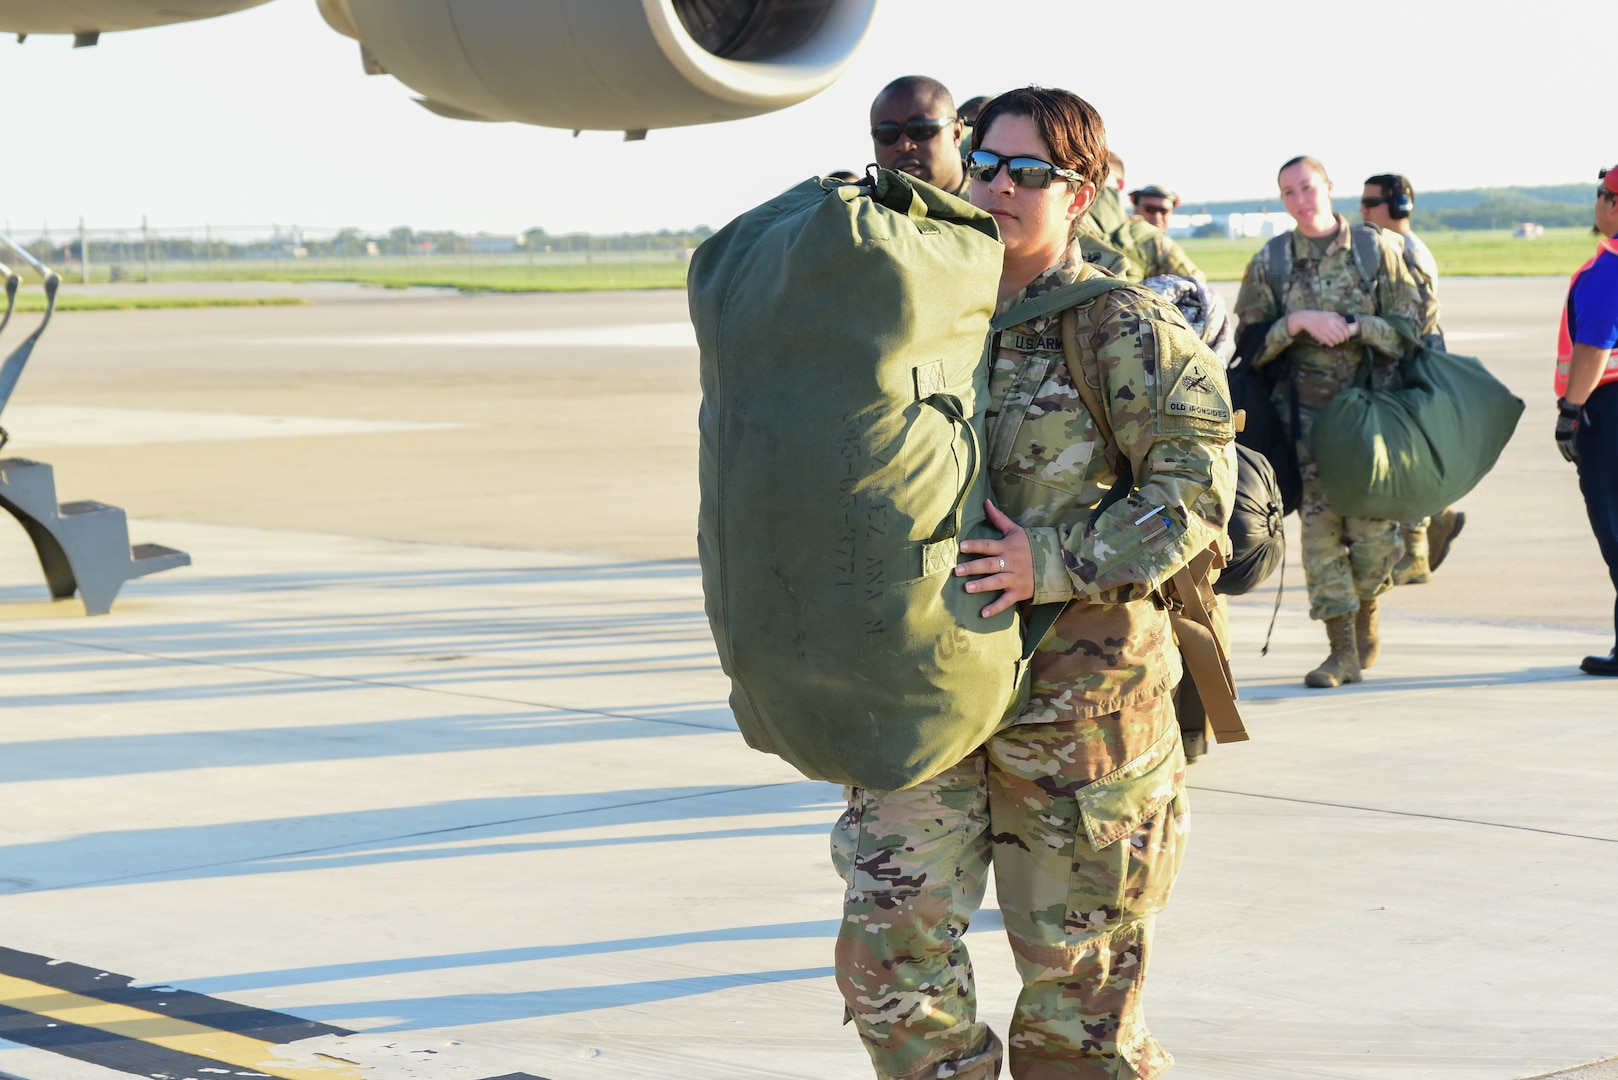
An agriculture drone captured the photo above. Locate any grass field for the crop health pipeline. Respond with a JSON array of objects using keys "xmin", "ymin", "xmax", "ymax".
[
  {"xmin": 1181, "ymin": 226, "xmax": 1599, "ymax": 281},
  {"xmin": 31, "ymin": 254, "xmax": 689, "ymax": 294},
  {"xmin": 190, "ymin": 260, "xmax": 688, "ymax": 293},
  {"xmin": 7, "ymin": 227, "xmax": 1602, "ymax": 301}
]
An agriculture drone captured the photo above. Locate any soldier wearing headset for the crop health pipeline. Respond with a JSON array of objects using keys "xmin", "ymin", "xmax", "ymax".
[{"xmin": 1361, "ymin": 173, "xmax": 1465, "ymax": 587}]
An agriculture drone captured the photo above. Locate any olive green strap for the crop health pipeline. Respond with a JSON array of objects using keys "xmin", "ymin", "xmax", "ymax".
[
  {"xmin": 864, "ymin": 166, "xmax": 938, "ymax": 234},
  {"xmin": 993, "ymin": 279, "xmax": 1137, "ymax": 658},
  {"xmin": 990, "ymin": 277, "xmax": 1132, "ymax": 333},
  {"xmin": 1022, "ymin": 600, "xmax": 1066, "ymax": 659},
  {"xmin": 1058, "ymin": 307, "xmax": 1135, "ymax": 519},
  {"xmin": 920, "ymin": 393, "xmax": 980, "ymax": 544}
]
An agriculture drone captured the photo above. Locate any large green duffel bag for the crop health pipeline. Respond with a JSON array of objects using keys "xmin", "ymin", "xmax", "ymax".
[
  {"xmin": 689, "ymin": 170, "xmax": 1036, "ymax": 791},
  {"xmin": 1311, "ymin": 331, "xmax": 1524, "ymax": 521}
]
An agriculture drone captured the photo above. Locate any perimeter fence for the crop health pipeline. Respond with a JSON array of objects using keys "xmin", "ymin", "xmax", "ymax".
[{"xmin": 0, "ymin": 221, "xmax": 706, "ymax": 291}]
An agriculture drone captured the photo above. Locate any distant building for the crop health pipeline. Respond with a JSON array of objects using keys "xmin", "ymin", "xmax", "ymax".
[
  {"xmin": 1513, "ymin": 222, "xmax": 1545, "ymax": 239},
  {"xmin": 1163, "ymin": 211, "xmax": 1296, "ymax": 239},
  {"xmin": 1221, "ymin": 212, "xmax": 1296, "ymax": 239},
  {"xmin": 469, "ymin": 234, "xmax": 520, "ymax": 254}
]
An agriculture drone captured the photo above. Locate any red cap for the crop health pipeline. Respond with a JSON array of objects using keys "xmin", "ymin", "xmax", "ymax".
[{"xmin": 1605, "ymin": 167, "xmax": 1618, "ymax": 195}]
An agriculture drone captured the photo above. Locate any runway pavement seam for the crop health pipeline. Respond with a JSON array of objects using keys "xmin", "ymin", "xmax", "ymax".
[
  {"xmin": 1378, "ymin": 609, "xmax": 1618, "ymax": 635},
  {"xmin": 2, "ymin": 629, "xmax": 734, "ymax": 733},
  {"xmin": 1526, "ymin": 1057, "xmax": 1618, "ymax": 1079},
  {"xmin": 1220, "ymin": 667, "xmax": 1592, "ymax": 715},
  {"xmin": 24, "ymin": 783, "xmax": 803, "ymax": 894},
  {"xmin": 1189, "ymin": 785, "xmax": 1618, "ymax": 843}
]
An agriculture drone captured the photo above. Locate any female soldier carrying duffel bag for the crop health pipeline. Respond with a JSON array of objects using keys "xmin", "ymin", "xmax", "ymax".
[{"xmin": 831, "ymin": 87, "xmax": 1237, "ymax": 1080}]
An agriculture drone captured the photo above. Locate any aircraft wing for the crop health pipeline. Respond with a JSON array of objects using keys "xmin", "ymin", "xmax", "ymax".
[{"xmin": 0, "ymin": 0, "xmax": 271, "ymax": 35}]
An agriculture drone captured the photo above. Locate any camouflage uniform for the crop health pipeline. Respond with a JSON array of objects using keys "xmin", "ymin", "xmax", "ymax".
[
  {"xmin": 1086, "ymin": 185, "xmax": 1202, "ymax": 281},
  {"xmin": 1074, "ymin": 218, "xmax": 1137, "ymax": 279},
  {"xmin": 1400, "ymin": 230, "xmax": 1442, "ymax": 348},
  {"xmin": 833, "ymin": 249, "xmax": 1237, "ymax": 1079},
  {"xmin": 1233, "ymin": 215, "xmax": 1422, "ymax": 621},
  {"xmin": 1394, "ymin": 229, "xmax": 1444, "ymax": 577}
]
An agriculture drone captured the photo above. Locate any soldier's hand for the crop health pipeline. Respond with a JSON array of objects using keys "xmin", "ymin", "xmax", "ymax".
[
  {"xmin": 957, "ymin": 500, "xmax": 1035, "ymax": 618},
  {"xmin": 1287, "ymin": 310, "xmax": 1353, "ymax": 346},
  {"xmin": 1555, "ymin": 398, "xmax": 1581, "ymax": 464}
]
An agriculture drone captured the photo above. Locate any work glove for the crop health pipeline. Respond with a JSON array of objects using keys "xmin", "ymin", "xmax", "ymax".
[{"xmin": 1555, "ymin": 398, "xmax": 1581, "ymax": 463}]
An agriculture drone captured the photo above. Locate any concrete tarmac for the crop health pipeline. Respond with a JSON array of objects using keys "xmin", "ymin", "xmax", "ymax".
[{"xmin": 0, "ymin": 279, "xmax": 1613, "ymax": 1080}]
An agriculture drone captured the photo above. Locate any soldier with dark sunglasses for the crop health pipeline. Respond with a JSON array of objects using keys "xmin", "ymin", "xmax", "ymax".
[
  {"xmin": 868, "ymin": 74, "xmax": 968, "ymax": 197},
  {"xmin": 833, "ymin": 84, "xmax": 1235, "ymax": 1080}
]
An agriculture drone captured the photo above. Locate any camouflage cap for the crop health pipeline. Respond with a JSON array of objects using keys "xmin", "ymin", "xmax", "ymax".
[{"xmin": 1129, "ymin": 184, "xmax": 1179, "ymax": 205}]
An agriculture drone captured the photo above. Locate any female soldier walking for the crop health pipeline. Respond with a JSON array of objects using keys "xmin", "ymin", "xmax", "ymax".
[
  {"xmin": 832, "ymin": 87, "xmax": 1236, "ymax": 1080},
  {"xmin": 1232, "ymin": 157, "xmax": 1421, "ymax": 687}
]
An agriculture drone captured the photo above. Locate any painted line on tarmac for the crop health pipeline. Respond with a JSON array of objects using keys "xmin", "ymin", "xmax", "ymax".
[
  {"xmin": 1190, "ymin": 787, "xmax": 1618, "ymax": 843},
  {"xmin": 262, "ymin": 322, "xmax": 697, "ymax": 349},
  {"xmin": 0, "ymin": 955, "xmax": 356, "ymax": 1079},
  {"xmin": 0, "ymin": 947, "xmax": 552, "ymax": 1080},
  {"xmin": 1, "ymin": 404, "xmax": 467, "ymax": 449}
]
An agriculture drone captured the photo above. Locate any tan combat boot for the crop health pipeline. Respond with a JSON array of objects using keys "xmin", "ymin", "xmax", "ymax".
[
  {"xmin": 1427, "ymin": 507, "xmax": 1466, "ymax": 573},
  {"xmin": 1392, "ymin": 522, "xmax": 1430, "ymax": 585},
  {"xmin": 1356, "ymin": 597, "xmax": 1380, "ymax": 670},
  {"xmin": 1305, "ymin": 614, "xmax": 1362, "ymax": 688}
]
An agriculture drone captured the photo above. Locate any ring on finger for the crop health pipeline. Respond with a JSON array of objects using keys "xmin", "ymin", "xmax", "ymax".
[{"xmin": 998, "ymin": 557, "xmax": 1006, "ymax": 571}]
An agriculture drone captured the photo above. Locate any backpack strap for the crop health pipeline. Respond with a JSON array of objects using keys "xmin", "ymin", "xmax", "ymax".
[
  {"xmin": 1264, "ymin": 232, "xmax": 1292, "ymax": 317},
  {"xmin": 988, "ymin": 278, "xmax": 1136, "ymax": 662},
  {"xmin": 1059, "ymin": 304, "xmax": 1128, "ymax": 501},
  {"xmin": 1348, "ymin": 223, "xmax": 1381, "ymax": 289},
  {"xmin": 990, "ymin": 276, "xmax": 1132, "ymax": 333},
  {"xmin": 1167, "ymin": 553, "xmax": 1249, "ymax": 744},
  {"xmin": 1059, "ymin": 302, "xmax": 1249, "ymax": 745}
]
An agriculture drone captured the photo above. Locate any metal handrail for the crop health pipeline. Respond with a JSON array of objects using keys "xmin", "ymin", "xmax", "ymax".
[
  {"xmin": 0, "ymin": 264, "xmax": 18, "ymax": 341},
  {"xmin": 0, "ymin": 230, "xmax": 61, "ymax": 442}
]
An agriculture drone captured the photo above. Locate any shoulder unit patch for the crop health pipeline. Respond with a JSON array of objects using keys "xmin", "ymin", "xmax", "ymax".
[{"xmin": 1164, "ymin": 356, "xmax": 1231, "ymax": 425}]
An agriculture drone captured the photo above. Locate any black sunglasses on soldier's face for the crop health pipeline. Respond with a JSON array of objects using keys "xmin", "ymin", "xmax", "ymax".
[
  {"xmin": 1360, "ymin": 196, "xmax": 1388, "ymax": 208},
  {"xmin": 870, "ymin": 117, "xmax": 954, "ymax": 145},
  {"xmin": 967, "ymin": 150, "xmax": 1084, "ymax": 189}
]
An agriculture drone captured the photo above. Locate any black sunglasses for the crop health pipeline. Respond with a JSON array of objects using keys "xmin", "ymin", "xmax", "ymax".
[
  {"xmin": 967, "ymin": 149, "xmax": 1084, "ymax": 189},
  {"xmin": 1360, "ymin": 196, "xmax": 1387, "ymax": 208},
  {"xmin": 870, "ymin": 117, "xmax": 954, "ymax": 146}
]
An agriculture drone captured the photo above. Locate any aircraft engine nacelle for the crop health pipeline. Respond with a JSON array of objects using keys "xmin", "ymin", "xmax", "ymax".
[
  {"xmin": 0, "ymin": 0, "xmax": 271, "ymax": 35},
  {"xmin": 317, "ymin": 0, "xmax": 878, "ymax": 135}
]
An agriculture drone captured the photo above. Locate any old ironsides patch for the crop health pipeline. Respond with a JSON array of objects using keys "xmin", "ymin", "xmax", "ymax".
[{"xmin": 1164, "ymin": 357, "xmax": 1231, "ymax": 426}]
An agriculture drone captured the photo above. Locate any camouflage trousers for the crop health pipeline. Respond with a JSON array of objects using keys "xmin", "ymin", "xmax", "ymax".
[
  {"xmin": 1284, "ymin": 395, "xmax": 1404, "ymax": 622},
  {"xmin": 831, "ymin": 695, "xmax": 1188, "ymax": 1080}
]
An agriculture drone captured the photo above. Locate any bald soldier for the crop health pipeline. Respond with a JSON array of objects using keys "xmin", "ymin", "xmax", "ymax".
[{"xmin": 869, "ymin": 75, "xmax": 968, "ymax": 198}]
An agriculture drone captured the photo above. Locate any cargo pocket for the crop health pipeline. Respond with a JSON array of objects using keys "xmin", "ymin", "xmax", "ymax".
[{"xmin": 1066, "ymin": 727, "xmax": 1188, "ymax": 930}]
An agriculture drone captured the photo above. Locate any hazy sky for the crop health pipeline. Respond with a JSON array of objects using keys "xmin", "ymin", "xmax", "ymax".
[{"xmin": 2, "ymin": 0, "xmax": 1609, "ymax": 237}]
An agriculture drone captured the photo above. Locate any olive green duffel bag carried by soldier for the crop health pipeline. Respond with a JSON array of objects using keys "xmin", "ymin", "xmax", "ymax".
[
  {"xmin": 1310, "ymin": 324, "xmax": 1524, "ymax": 522},
  {"xmin": 689, "ymin": 169, "xmax": 1060, "ymax": 791}
]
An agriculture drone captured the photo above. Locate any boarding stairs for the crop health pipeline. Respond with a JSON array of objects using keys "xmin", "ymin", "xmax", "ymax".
[
  {"xmin": 0, "ymin": 458, "xmax": 190, "ymax": 614},
  {"xmin": 0, "ymin": 232, "xmax": 190, "ymax": 614}
]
